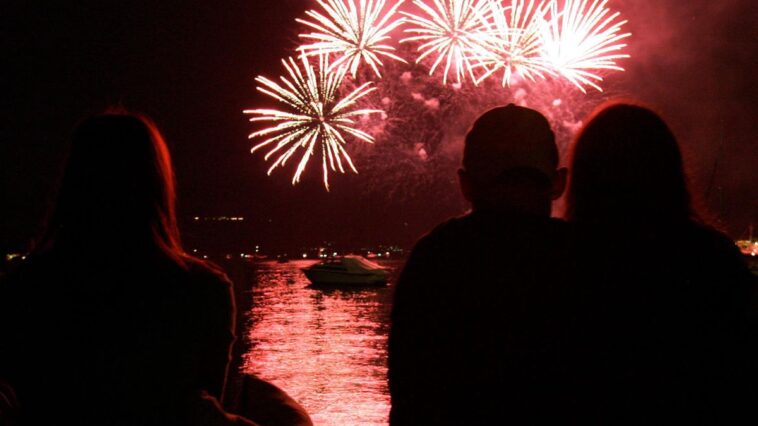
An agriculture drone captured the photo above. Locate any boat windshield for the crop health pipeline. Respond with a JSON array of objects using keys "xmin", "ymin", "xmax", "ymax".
[{"xmin": 343, "ymin": 256, "xmax": 384, "ymax": 271}]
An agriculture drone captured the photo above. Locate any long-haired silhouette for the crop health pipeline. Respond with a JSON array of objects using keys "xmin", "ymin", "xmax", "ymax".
[
  {"xmin": 0, "ymin": 111, "xmax": 258, "ymax": 426},
  {"xmin": 565, "ymin": 101, "xmax": 756, "ymax": 424},
  {"xmin": 566, "ymin": 102, "xmax": 695, "ymax": 228},
  {"xmin": 38, "ymin": 111, "xmax": 185, "ymax": 263}
]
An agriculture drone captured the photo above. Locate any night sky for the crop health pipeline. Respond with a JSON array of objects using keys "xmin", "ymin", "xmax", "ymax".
[{"xmin": 2, "ymin": 0, "xmax": 757, "ymax": 254}]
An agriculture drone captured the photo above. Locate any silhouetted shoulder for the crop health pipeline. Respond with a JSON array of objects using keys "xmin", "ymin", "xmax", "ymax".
[
  {"xmin": 685, "ymin": 222, "xmax": 748, "ymax": 256},
  {"xmin": 2, "ymin": 252, "xmax": 232, "ymax": 290},
  {"xmin": 652, "ymin": 221, "xmax": 753, "ymax": 282},
  {"xmin": 683, "ymin": 222, "xmax": 756, "ymax": 296},
  {"xmin": 390, "ymin": 211, "xmax": 576, "ymax": 425},
  {"xmin": 414, "ymin": 210, "xmax": 569, "ymax": 252},
  {"xmin": 183, "ymin": 257, "xmax": 234, "ymax": 292},
  {"xmin": 409, "ymin": 215, "xmax": 467, "ymax": 252},
  {"xmin": 0, "ymin": 252, "xmax": 57, "ymax": 295}
]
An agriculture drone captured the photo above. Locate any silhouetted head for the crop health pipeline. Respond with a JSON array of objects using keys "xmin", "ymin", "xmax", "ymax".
[
  {"xmin": 459, "ymin": 104, "xmax": 566, "ymax": 216},
  {"xmin": 566, "ymin": 101, "xmax": 695, "ymax": 229},
  {"xmin": 39, "ymin": 110, "xmax": 185, "ymax": 262}
]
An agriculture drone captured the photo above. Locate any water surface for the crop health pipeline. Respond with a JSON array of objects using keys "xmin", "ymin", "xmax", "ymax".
[{"xmin": 242, "ymin": 259, "xmax": 400, "ymax": 426}]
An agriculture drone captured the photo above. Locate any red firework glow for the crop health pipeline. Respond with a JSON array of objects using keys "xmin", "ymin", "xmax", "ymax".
[{"xmin": 245, "ymin": 0, "xmax": 631, "ymax": 188}]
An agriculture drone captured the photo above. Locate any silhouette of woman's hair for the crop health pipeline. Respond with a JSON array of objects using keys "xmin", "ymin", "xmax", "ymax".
[
  {"xmin": 38, "ymin": 110, "xmax": 186, "ymax": 264},
  {"xmin": 566, "ymin": 101, "xmax": 696, "ymax": 228}
]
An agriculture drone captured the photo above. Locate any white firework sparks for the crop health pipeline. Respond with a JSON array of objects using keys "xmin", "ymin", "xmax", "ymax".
[
  {"xmin": 539, "ymin": 0, "xmax": 631, "ymax": 92},
  {"xmin": 401, "ymin": 0, "xmax": 492, "ymax": 85},
  {"xmin": 244, "ymin": 54, "xmax": 382, "ymax": 190},
  {"xmin": 297, "ymin": 0, "xmax": 407, "ymax": 78},
  {"xmin": 475, "ymin": 0, "xmax": 554, "ymax": 87}
]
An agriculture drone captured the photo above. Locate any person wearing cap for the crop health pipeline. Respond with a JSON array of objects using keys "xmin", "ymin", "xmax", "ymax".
[{"xmin": 388, "ymin": 104, "xmax": 576, "ymax": 425}]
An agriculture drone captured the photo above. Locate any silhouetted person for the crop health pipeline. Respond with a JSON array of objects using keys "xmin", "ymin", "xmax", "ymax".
[
  {"xmin": 389, "ymin": 104, "xmax": 576, "ymax": 425},
  {"xmin": 566, "ymin": 102, "xmax": 757, "ymax": 423},
  {"xmin": 0, "ymin": 112, "xmax": 256, "ymax": 425}
]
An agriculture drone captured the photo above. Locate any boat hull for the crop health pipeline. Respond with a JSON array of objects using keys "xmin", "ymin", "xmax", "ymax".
[{"xmin": 302, "ymin": 268, "xmax": 388, "ymax": 286}]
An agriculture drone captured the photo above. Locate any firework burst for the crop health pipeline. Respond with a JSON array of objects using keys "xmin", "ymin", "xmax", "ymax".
[
  {"xmin": 540, "ymin": 0, "xmax": 631, "ymax": 92},
  {"xmin": 244, "ymin": 54, "xmax": 382, "ymax": 190},
  {"xmin": 401, "ymin": 0, "xmax": 492, "ymax": 85},
  {"xmin": 243, "ymin": 0, "xmax": 633, "ymax": 189},
  {"xmin": 297, "ymin": 0, "xmax": 407, "ymax": 78},
  {"xmin": 475, "ymin": 0, "xmax": 554, "ymax": 87}
]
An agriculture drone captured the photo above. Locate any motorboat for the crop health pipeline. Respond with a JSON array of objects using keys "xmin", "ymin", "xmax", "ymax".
[{"xmin": 302, "ymin": 255, "xmax": 390, "ymax": 286}]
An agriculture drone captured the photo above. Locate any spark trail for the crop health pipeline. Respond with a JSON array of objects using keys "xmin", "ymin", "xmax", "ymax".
[
  {"xmin": 401, "ymin": 0, "xmax": 492, "ymax": 85},
  {"xmin": 297, "ymin": 0, "xmax": 407, "ymax": 78},
  {"xmin": 475, "ymin": 0, "xmax": 553, "ymax": 87},
  {"xmin": 539, "ymin": 0, "xmax": 631, "ymax": 92},
  {"xmin": 244, "ymin": 54, "xmax": 382, "ymax": 190}
]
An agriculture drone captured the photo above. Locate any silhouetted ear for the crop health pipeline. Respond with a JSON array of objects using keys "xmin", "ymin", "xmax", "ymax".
[
  {"xmin": 458, "ymin": 168, "xmax": 473, "ymax": 203},
  {"xmin": 551, "ymin": 167, "xmax": 568, "ymax": 200}
]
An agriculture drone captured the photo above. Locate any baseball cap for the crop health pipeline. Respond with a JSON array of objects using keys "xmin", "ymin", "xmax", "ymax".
[{"xmin": 463, "ymin": 104, "xmax": 558, "ymax": 183}]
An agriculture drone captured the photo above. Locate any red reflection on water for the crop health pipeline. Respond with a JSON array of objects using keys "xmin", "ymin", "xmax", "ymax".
[{"xmin": 242, "ymin": 260, "xmax": 397, "ymax": 425}]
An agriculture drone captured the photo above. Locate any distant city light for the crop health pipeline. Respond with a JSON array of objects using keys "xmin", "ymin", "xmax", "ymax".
[
  {"xmin": 737, "ymin": 240, "xmax": 758, "ymax": 256},
  {"xmin": 5, "ymin": 253, "xmax": 22, "ymax": 261},
  {"xmin": 192, "ymin": 216, "xmax": 246, "ymax": 222}
]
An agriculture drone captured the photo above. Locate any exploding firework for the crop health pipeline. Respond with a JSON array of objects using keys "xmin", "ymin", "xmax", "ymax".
[
  {"xmin": 475, "ymin": 0, "xmax": 553, "ymax": 87},
  {"xmin": 401, "ymin": 0, "xmax": 492, "ymax": 85},
  {"xmin": 297, "ymin": 0, "xmax": 407, "ymax": 78},
  {"xmin": 244, "ymin": 54, "xmax": 382, "ymax": 190},
  {"xmin": 539, "ymin": 0, "xmax": 631, "ymax": 92},
  {"xmin": 245, "ymin": 0, "xmax": 632, "ymax": 190}
]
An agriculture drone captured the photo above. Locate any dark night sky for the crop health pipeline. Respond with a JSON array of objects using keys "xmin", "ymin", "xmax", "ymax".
[{"xmin": 2, "ymin": 0, "xmax": 757, "ymax": 254}]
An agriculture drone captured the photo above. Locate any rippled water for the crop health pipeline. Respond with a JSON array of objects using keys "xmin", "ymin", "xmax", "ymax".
[{"xmin": 242, "ymin": 259, "xmax": 401, "ymax": 426}]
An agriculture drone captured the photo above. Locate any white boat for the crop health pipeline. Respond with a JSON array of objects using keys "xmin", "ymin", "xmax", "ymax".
[{"xmin": 302, "ymin": 255, "xmax": 390, "ymax": 286}]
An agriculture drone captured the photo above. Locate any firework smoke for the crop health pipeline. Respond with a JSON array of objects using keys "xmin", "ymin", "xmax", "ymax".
[{"xmin": 247, "ymin": 0, "xmax": 631, "ymax": 190}]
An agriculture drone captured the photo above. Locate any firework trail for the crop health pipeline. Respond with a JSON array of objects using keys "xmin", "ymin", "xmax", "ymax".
[
  {"xmin": 244, "ymin": 54, "xmax": 382, "ymax": 190},
  {"xmin": 297, "ymin": 0, "xmax": 407, "ymax": 78},
  {"xmin": 244, "ymin": 0, "xmax": 632, "ymax": 190},
  {"xmin": 539, "ymin": 0, "xmax": 631, "ymax": 92},
  {"xmin": 475, "ymin": 0, "xmax": 554, "ymax": 87},
  {"xmin": 401, "ymin": 0, "xmax": 492, "ymax": 85}
]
